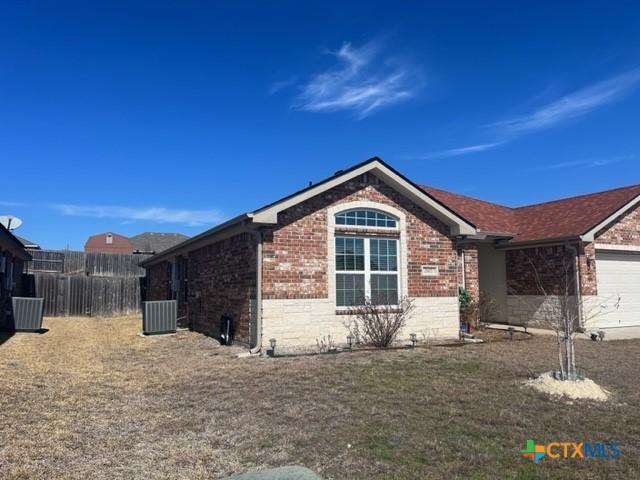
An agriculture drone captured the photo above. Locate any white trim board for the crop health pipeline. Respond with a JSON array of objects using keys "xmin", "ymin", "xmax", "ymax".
[
  {"xmin": 581, "ymin": 194, "xmax": 640, "ymax": 242},
  {"xmin": 252, "ymin": 159, "xmax": 476, "ymax": 235},
  {"xmin": 595, "ymin": 243, "xmax": 640, "ymax": 253}
]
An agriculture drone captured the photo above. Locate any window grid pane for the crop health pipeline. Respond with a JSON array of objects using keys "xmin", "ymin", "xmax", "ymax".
[
  {"xmin": 335, "ymin": 237, "xmax": 365, "ymax": 272},
  {"xmin": 371, "ymin": 274, "xmax": 399, "ymax": 305},
  {"xmin": 370, "ymin": 239, "xmax": 398, "ymax": 272},
  {"xmin": 335, "ymin": 210, "xmax": 397, "ymax": 228},
  {"xmin": 336, "ymin": 273, "xmax": 366, "ymax": 306}
]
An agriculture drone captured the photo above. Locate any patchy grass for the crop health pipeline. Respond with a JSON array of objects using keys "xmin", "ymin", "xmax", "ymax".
[{"xmin": 0, "ymin": 316, "xmax": 639, "ymax": 479}]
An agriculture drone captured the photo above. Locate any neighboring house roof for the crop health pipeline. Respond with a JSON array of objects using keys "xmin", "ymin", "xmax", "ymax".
[
  {"xmin": 130, "ymin": 232, "xmax": 189, "ymax": 254},
  {"xmin": 0, "ymin": 224, "xmax": 32, "ymax": 261},
  {"xmin": 421, "ymin": 183, "xmax": 640, "ymax": 243},
  {"xmin": 15, "ymin": 235, "xmax": 41, "ymax": 250},
  {"xmin": 84, "ymin": 232, "xmax": 133, "ymax": 254}
]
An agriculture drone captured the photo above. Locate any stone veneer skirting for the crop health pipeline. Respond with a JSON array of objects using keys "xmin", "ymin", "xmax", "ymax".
[
  {"xmin": 507, "ymin": 295, "xmax": 604, "ymax": 329},
  {"xmin": 260, "ymin": 296, "xmax": 459, "ymax": 350}
]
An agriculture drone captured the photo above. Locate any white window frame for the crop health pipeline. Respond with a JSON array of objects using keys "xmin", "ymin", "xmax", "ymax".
[
  {"xmin": 328, "ymin": 201, "xmax": 409, "ymax": 310},
  {"xmin": 335, "ymin": 208, "xmax": 398, "ymax": 228},
  {"xmin": 335, "ymin": 235, "xmax": 400, "ymax": 307}
]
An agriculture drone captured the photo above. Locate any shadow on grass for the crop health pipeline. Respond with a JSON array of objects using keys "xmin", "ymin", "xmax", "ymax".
[
  {"xmin": 0, "ymin": 329, "xmax": 14, "ymax": 347},
  {"xmin": 0, "ymin": 328, "xmax": 49, "ymax": 347}
]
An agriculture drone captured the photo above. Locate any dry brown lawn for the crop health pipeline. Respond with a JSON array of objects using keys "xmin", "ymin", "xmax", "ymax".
[{"xmin": 1, "ymin": 317, "xmax": 639, "ymax": 480}]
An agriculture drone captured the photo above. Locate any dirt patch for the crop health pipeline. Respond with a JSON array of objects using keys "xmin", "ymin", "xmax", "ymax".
[{"xmin": 527, "ymin": 371, "xmax": 610, "ymax": 401}]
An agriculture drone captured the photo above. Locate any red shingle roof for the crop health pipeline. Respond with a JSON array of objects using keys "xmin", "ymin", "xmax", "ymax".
[{"xmin": 421, "ymin": 184, "xmax": 640, "ymax": 243}]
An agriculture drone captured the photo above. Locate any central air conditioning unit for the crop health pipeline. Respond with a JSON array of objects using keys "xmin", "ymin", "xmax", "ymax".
[
  {"xmin": 142, "ymin": 300, "xmax": 177, "ymax": 335},
  {"xmin": 10, "ymin": 297, "xmax": 44, "ymax": 331}
]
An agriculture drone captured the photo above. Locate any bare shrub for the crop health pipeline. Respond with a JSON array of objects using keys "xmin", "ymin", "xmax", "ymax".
[
  {"xmin": 344, "ymin": 296, "xmax": 415, "ymax": 348},
  {"xmin": 477, "ymin": 291, "xmax": 499, "ymax": 326},
  {"xmin": 315, "ymin": 335, "xmax": 336, "ymax": 353}
]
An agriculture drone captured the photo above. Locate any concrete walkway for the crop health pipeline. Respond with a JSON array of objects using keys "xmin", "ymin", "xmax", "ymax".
[
  {"xmin": 485, "ymin": 323, "xmax": 640, "ymax": 341},
  {"xmin": 224, "ymin": 466, "xmax": 322, "ymax": 480}
]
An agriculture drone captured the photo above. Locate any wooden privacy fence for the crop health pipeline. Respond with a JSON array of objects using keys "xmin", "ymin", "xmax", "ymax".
[
  {"xmin": 25, "ymin": 250, "xmax": 150, "ymax": 277},
  {"xmin": 26, "ymin": 273, "xmax": 144, "ymax": 317},
  {"xmin": 23, "ymin": 249, "xmax": 151, "ymax": 317}
]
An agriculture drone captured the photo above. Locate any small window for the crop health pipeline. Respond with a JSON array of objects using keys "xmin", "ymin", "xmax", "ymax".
[
  {"xmin": 106, "ymin": 233, "xmax": 113, "ymax": 244},
  {"xmin": 335, "ymin": 209, "xmax": 397, "ymax": 228}
]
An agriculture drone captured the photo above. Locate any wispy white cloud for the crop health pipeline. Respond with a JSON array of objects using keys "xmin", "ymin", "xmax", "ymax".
[
  {"xmin": 268, "ymin": 75, "xmax": 298, "ymax": 95},
  {"xmin": 0, "ymin": 201, "xmax": 27, "ymax": 207},
  {"xmin": 416, "ymin": 66, "xmax": 640, "ymax": 159},
  {"xmin": 411, "ymin": 142, "xmax": 505, "ymax": 160},
  {"xmin": 489, "ymin": 67, "xmax": 640, "ymax": 135},
  {"xmin": 52, "ymin": 204, "xmax": 224, "ymax": 227},
  {"xmin": 529, "ymin": 154, "xmax": 636, "ymax": 172},
  {"xmin": 294, "ymin": 40, "xmax": 423, "ymax": 119}
]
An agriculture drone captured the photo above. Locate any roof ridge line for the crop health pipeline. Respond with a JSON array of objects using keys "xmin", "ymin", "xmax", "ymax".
[{"xmin": 513, "ymin": 183, "xmax": 640, "ymax": 210}]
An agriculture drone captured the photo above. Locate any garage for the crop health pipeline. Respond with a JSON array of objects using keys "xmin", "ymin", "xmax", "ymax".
[{"xmin": 595, "ymin": 250, "xmax": 640, "ymax": 327}]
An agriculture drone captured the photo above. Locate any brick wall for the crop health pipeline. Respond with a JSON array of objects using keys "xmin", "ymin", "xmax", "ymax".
[
  {"xmin": 146, "ymin": 262, "xmax": 169, "ymax": 301},
  {"xmin": 262, "ymin": 173, "xmax": 459, "ymax": 299},
  {"xmin": 184, "ymin": 232, "xmax": 256, "ymax": 342},
  {"xmin": 596, "ymin": 203, "xmax": 640, "ymax": 246},
  {"xmin": 145, "ymin": 233, "xmax": 256, "ymax": 343},
  {"xmin": 506, "ymin": 245, "xmax": 579, "ymax": 296},
  {"xmin": 457, "ymin": 243, "xmax": 479, "ymax": 298},
  {"xmin": 577, "ymin": 243, "xmax": 597, "ymax": 296}
]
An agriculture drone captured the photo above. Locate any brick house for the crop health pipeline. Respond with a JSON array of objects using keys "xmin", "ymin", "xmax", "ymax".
[
  {"xmin": 1, "ymin": 224, "xmax": 31, "ymax": 327},
  {"xmin": 85, "ymin": 232, "xmax": 133, "ymax": 254},
  {"xmin": 141, "ymin": 157, "xmax": 640, "ymax": 349}
]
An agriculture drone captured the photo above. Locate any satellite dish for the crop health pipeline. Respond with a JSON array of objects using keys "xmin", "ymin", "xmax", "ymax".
[{"xmin": 0, "ymin": 215, "xmax": 23, "ymax": 231}]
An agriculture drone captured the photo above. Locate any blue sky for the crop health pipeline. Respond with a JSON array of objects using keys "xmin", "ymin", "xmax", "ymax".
[{"xmin": 1, "ymin": 1, "xmax": 640, "ymax": 249}]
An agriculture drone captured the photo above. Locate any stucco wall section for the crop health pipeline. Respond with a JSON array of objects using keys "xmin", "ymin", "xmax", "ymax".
[{"xmin": 261, "ymin": 296, "xmax": 459, "ymax": 350}]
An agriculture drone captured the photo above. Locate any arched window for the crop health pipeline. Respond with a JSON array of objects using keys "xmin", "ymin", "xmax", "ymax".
[
  {"xmin": 333, "ymin": 208, "xmax": 399, "ymax": 307},
  {"xmin": 335, "ymin": 209, "xmax": 397, "ymax": 228}
]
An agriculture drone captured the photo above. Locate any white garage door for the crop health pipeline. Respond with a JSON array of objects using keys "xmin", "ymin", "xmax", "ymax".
[{"xmin": 596, "ymin": 251, "xmax": 640, "ymax": 327}]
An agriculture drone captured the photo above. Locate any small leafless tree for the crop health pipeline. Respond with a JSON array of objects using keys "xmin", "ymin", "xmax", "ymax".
[
  {"xmin": 511, "ymin": 244, "xmax": 610, "ymax": 381},
  {"xmin": 344, "ymin": 296, "xmax": 415, "ymax": 348}
]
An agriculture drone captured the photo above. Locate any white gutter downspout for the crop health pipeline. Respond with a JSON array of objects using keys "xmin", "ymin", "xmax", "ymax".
[
  {"xmin": 461, "ymin": 250, "xmax": 466, "ymax": 289},
  {"xmin": 250, "ymin": 231, "xmax": 263, "ymax": 354}
]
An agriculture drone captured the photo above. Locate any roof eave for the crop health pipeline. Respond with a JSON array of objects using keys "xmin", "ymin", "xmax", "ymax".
[
  {"xmin": 580, "ymin": 193, "xmax": 640, "ymax": 242},
  {"xmin": 139, "ymin": 213, "xmax": 254, "ymax": 267},
  {"xmin": 252, "ymin": 157, "xmax": 476, "ymax": 235},
  {"xmin": 495, "ymin": 235, "xmax": 583, "ymax": 249}
]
